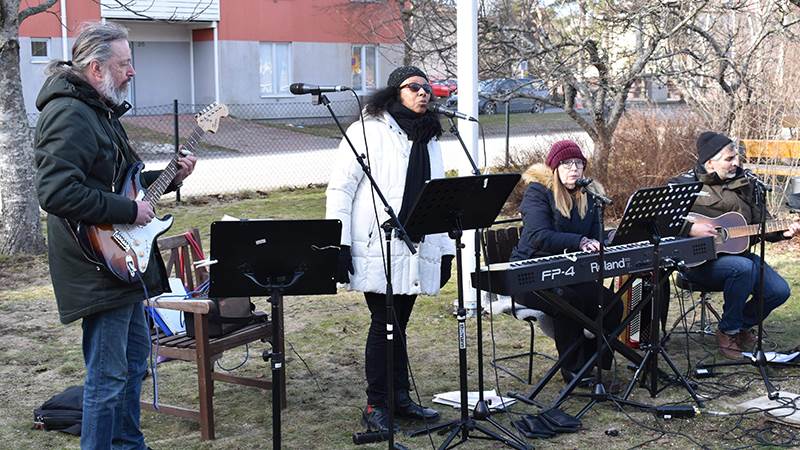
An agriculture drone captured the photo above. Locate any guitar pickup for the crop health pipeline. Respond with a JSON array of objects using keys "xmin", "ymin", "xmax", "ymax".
[{"xmin": 111, "ymin": 230, "xmax": 131, "ymax": 251}]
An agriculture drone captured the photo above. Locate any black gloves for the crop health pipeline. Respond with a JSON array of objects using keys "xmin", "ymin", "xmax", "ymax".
[
  {"xmin": 336, "ymin": 245, "xmax": 355, "ymax": 283},
  {"xmin": 440, "ymin": 255, "xmax": 454, "ymax": 288}
]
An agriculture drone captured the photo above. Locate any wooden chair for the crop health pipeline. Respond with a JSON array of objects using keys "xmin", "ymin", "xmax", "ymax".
[{"xmin": 140, "ymin": 228, "xmax": 286, "ymax": 440}]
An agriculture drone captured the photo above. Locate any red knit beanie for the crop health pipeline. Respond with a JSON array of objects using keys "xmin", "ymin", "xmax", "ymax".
[{"xmin": 545, "ymin": 140, "xmax": 586, "ymax": 170}]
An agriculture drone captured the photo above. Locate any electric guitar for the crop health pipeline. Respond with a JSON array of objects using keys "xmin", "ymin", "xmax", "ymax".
[
  {"xmin": 684, "ymin": 211, "xmax": 796, "ymax": 267},
  {"xmin": 74, "ymin": 103, "xmax": 229, "ymax": 283}
]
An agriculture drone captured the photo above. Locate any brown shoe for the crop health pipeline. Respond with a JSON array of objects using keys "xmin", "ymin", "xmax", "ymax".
[
  {"xmin": 736, "ymin": 329, "xmax": 757, "ymax": 351},
  {"xmin": 716, "ymin": 330, "xmax": 743, "ymax": 360}
]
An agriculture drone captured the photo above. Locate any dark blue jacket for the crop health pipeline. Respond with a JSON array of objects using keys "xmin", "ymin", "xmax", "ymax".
[{"xmin": 510, "ymin": 164, "xmax": 601, "ymax": 261}]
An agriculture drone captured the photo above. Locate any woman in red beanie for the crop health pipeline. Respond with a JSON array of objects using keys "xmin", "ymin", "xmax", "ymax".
[{"xmin": 509, "ymin": 140, "xmax": 622, "ymax": 386}]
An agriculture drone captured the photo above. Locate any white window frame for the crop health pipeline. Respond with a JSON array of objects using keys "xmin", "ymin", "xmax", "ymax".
[
  {"xmin": 259, "ymin": 42, "xmax": 292, "ymax": 98},
  {"xmin": 30, "ymin": 38, "xmax": 51, "ymax": 64},
  {"xmin": 352, "ymin": 44, "xmax": 378, "ymax": 93}
]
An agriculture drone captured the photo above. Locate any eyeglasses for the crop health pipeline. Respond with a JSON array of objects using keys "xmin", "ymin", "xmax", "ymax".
[
  {"xmin": 559, "ymin": 159, "xmax": 585, "ymax": 169},
  {"xmin": 399, "ymin": 82, "xmax": 432, "ymax": 95}
]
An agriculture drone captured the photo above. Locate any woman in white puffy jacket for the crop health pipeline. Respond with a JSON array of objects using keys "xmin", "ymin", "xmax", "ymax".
[{"xmin": 326, "ymin": 66, "xmax": 455, "ymax": 432}]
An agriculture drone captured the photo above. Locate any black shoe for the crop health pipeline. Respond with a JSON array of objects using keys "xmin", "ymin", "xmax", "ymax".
[
  {"xmin": 395, "ymin": 390, "xmax": 440, "ymax": 422},
  {"xmin": 362, "ymin": 405, "xmax": 398, "ymax": 432}
]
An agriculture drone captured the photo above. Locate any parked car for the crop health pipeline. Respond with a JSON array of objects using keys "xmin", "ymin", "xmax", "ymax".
[
  {"xmin": 445, "ymin": 78, "xmax": 549, "ymax": 114},
  {"xmin": 430, "ymin": 79, "xmax": 458, "ymax": 98}
]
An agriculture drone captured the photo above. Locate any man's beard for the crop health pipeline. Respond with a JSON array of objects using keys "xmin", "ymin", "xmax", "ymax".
[{"xmin": 99, "ymin": 66, "xmax": 129, "ymax": 105}]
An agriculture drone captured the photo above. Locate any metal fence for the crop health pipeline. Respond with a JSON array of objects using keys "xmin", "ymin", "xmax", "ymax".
[{"xmin": 27, "ymin": 98, "xmax": 604, "ymax": 198}]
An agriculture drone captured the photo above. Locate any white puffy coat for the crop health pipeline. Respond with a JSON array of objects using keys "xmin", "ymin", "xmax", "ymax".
[{"xmin": 326, "ymin": 111, "xmax": 456, "ymax": 295}]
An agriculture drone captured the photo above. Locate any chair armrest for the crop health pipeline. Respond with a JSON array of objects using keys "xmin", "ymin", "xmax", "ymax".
[{"xmin": 144, "ymin": 298, "xmax": 215, "ymax": 315}]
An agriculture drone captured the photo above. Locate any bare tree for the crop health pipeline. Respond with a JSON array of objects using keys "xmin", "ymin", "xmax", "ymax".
[
  {"xmin": 331, "ymin": 0, "xmax": 458, "ymax": 77},
  {"xmin": 0, "ymin": 0, "xmax": 56, "ymax": 255},
  {"xmin": 663, "ymin": 1, "xmax": 800, "ymax": 137},
  {"xmin": 478, "ymin": 0, "xmax": 707, "ymax": 182}
]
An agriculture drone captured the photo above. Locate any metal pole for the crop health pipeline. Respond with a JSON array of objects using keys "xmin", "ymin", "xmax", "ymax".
[
  {"xmin": 173, "ymin": 99, "xmax": 181, "ymax": 204},
  {"xmin": 505, "ymin": 101, "xmax": 510, "ymax": 167}
]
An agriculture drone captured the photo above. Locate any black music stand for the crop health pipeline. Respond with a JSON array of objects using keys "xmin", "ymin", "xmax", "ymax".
[
  {"xmin": 611, "ymin": 183, "xmax": 707, "ymax": 406},
  {"xmin": 209, "ymin": 219, "xmax": 341, "ymax": 450},
  {"xmin": 403, "ymin": 174, "xmax": 530, "ymax": 450}
]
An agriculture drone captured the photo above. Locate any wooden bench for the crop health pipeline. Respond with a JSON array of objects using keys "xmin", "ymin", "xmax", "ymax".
[
  {"xmin": 742, "ymin": 139, "xmax": 799, "ymax": 177},
  {"xmin": 141, "ymin": 228, "xmax": 286, "ymax": 441}
]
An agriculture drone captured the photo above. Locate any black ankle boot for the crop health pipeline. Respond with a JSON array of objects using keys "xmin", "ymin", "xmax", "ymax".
[
  {"xmin": 395, "ymin": 390, "xmax": 440, "ymax": 422},
  {"xmin": 362, "ymin": 405, "xmax": 398, "ymax": 432}
]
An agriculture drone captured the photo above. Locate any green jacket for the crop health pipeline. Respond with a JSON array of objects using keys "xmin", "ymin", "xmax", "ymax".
[
  {"xmin": 670, "ymin": 166, "xmax": 784, "ymax": 243},
  {"xmin": 34, "ymin": 71, "xmax": 170, "ymax": 324}
]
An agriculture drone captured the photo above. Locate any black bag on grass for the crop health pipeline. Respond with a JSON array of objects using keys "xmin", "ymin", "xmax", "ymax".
[{"xmin": 33, "ymin": 385, "xmax": 82, "ymax": 435}]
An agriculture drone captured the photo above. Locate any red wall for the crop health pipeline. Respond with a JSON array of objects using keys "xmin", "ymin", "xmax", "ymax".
[
  {"xmin": 20, "ymin": 0, "xmax": 402, "ymax": 44},
  {"xmin": 19, "ymin": 1, "xmax": 100, "ymax": 37}
]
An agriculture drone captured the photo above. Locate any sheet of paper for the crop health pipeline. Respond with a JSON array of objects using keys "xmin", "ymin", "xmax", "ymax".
[
  {"xmin": 432, "ymin": 390, "xmax": 516, "ymax": 411},
  {"xmin": 741, "ymin": 351, "xmax": 800, "ymax": 363},
  {"xmin": 148, "ymin": 277, "xmax": 188, "ymax": 335}
]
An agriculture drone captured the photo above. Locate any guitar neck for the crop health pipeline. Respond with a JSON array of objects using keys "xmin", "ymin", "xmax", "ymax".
[
  {"xmin": 727, "ymin": 218, "xmax": 794, "ymax": 239},
  {"xmin": 144, "ymin": 125, "xmax": 204, "ymax": 206}
]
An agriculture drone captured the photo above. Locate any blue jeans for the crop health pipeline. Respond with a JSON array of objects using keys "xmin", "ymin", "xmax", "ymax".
[
  {"xmin": 81, "ymin": 301, "xmax": 150, "ymax": 450},
  {"xmin": 684, "ymin": 253, "xmax": 790, "ymax": 333}
]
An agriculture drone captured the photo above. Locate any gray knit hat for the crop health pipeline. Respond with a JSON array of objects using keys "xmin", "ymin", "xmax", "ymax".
[{"xmin": 387, "ymin": 66, "xmax": 428, "ymax": 88}]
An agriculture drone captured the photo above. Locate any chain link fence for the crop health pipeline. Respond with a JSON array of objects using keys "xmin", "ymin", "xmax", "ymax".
[{"xmin": 28, "ymin": 97, "xmax": 619, "ymax": 198}]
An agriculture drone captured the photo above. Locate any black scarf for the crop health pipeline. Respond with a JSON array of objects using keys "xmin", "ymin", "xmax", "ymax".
[{"xmin": 387, "ymin": 101, "xmax": 442, "ymax": 240}]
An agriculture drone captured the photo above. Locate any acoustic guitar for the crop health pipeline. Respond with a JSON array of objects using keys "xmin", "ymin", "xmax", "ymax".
[
  {"xmin": 684, "ymin": 211, "xmax": 796, "ymax": 267},
  {"xmin": 74, "ymin": 103, "xmax": 229, "ymax": 283}
]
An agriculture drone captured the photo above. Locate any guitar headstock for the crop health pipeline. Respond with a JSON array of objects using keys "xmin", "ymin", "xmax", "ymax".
[{"xmin": 195, "ymin": 102, "xmax": 230, "ymax": 134}]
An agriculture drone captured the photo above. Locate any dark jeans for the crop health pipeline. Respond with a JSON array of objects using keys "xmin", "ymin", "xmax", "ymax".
[
  {"xmin": 364, "ymin": 292, "xmax": 417, "ymax": 407},
  {"xmin": 684, "ymin": 253, "xmax": 790, "ymax": 333},
  {"xmin": 515, "ymin": 282, "xmax": 622, "ymax": 375},
  {"xmin": 81, "ymin": 301, "xmax": 150, "ymax": 450}
]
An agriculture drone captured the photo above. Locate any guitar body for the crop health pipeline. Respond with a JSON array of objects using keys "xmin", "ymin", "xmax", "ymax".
[
  {"xmin": 688, "ymin": 211, "xmax": 751, "ymax": 256},
  {"xmin": 76, "ymin": 162, "xmax": 174, "ymax": 283}
]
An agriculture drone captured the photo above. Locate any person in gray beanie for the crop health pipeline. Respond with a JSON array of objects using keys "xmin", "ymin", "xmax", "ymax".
[{"xmin": 669, "ymin": 132, "xmax": 799, "ymax": 359}]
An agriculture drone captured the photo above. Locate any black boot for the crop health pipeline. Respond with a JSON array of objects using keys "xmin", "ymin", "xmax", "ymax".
[
  {"xmin": 395, "ymin": 390, "xmax": 440, "ymax": 422},
  {"xmin": 362, "ymin": 405, "xmax": 398, "ymax": 432}
]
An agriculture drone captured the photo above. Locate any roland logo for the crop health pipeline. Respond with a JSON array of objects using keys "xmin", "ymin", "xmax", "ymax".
[{"xmin": 590, "ymin": 257, "xmax": 628, "ymax": 273}]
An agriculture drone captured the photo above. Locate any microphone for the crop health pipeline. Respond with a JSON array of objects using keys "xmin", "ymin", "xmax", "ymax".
[
  {"xmin": 576, "ymin": 177, "xmax": 612, "ymax": 205},
  {"xmin": 289, "ymin": 83, "xmax": 350, "ymax": 95},
  {"xmin": 427, "ymin": 102, "xmax": 478, "ymax": 122},
  {"xmin": 742, "ymin": 168, "xmax": 772, "ymax": 192}
]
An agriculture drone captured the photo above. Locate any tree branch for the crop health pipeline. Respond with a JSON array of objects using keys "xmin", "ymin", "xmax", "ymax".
[{"xmin": 19, "ymin": 0, "xmax": 58, "ymax": 23}]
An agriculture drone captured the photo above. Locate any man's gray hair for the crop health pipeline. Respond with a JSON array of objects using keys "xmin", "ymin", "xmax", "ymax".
[{"xmin": 46, "ymin": 22, "xmax": 129, "ymax": 77}]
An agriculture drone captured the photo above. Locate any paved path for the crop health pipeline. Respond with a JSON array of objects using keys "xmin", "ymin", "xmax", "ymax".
[{"xmin": 153, "ymin": 130, "xmax": 592, "ymax": 197}]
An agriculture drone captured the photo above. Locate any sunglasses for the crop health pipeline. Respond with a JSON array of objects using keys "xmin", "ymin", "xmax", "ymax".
[{"xmin": 399, "ymin": 82, "xmax": 432, "ymax": 94}]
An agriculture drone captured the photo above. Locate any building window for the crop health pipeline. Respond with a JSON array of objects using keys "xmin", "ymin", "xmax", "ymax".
[
  {"xmin": 259, "ymin": 42, "xmax": 291, "ymax": 96},
  {"xmin": 31, "ymin": 38, "xmax": 50, "ymax": 63},
  {"xmin": 352, "ymin": 45, "xmax": 377, "ymax": 92}
]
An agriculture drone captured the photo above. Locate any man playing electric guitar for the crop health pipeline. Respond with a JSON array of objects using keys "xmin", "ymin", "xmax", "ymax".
[
  {"xmin": 34, "ymin": 22, "xmax": 196, "ymax": 449},
  {"xmin": 670, "ymin": 132, "xmax": 800, "ymax": 360}
]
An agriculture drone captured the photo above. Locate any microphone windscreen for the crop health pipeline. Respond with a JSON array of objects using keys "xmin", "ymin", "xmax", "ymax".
[{"xmin": 289, "ymin": 83, "xmax": 305, "ymax": 95}]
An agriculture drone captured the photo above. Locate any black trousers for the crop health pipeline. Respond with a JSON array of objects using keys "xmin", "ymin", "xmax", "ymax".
[
  {"xmin": 515, "ymin": 281, "xmax": 622, "ymax": 375},
  {"xmin": 364, "ymin": 292, "xmax": 417, "ymax": 407}
]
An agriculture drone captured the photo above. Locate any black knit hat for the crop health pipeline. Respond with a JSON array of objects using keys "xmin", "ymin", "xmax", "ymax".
[
  {"xmin": 387, "ymin": 66, "xmax": 428, "ymax": 88},
  {"xmin": 696, "ymin": 131, "xmax": 732, "ymax": 165}
]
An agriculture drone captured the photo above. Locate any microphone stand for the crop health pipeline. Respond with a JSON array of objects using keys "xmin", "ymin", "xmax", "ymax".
[
  {"xmin": 574, "ymin": 185, "xmax": 651, "ymax": 418},
  {"xmin": 315, "ymin": 92, "xmax": 415, "ymax": 450},
  {"xmin": 436, "ymin": 116, "xmax": 529, "ymax": 449}
]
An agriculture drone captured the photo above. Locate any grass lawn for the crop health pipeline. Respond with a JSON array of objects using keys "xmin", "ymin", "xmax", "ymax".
[
  {"xmin": 2, "ymin": 187, "xmax": 800, "ymax": 449},
  {"xmin": 253, "ymin": 111, "xmax": 581, "ymax": 140}
]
